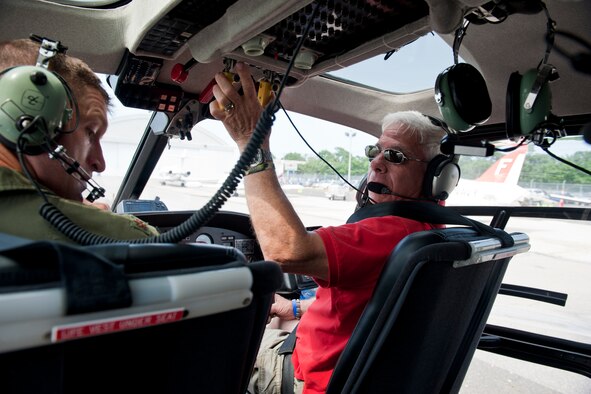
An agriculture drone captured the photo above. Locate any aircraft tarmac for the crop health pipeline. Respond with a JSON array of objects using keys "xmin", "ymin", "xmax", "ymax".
[{"xmin": 96, "ymin": 178, "xmax": 590, "ymax": 393}]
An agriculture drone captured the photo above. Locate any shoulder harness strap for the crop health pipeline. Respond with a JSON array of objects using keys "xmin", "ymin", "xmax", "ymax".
[{"xmin": 346, "ymin": 201, "xmax": 514, "ymax": 247}]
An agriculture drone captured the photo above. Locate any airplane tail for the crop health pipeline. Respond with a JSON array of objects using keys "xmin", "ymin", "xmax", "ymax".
[{"xmin": 476, "ymin": 145, "xmax": 528, "ymax": 185}]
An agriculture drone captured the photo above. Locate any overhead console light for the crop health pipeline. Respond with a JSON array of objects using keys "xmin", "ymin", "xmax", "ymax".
[
  {"xmin": 294, "ymin": 50, "xmax": 317, "ymax": 70},
  {"xmin": 242, "ymin": 35, "xmax": 273, "ymax": 57}
]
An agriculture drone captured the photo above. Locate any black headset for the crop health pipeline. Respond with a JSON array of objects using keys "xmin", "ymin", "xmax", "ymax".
[{"xmin": 434, "ymin": 20, "xmax": 492, "ymax": 133}]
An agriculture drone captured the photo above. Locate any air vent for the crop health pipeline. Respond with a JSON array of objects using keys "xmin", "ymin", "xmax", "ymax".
[
  {"xmin": 138, "ymin": 0, "xmax": 239, "ymax": 56},
  {"xmin": 263, "ymin": 0, "xmax": 429, "ymax": 64},
  {"xmin": 138, "ymin": 0, "xmax": 429, "ymax": 60}
]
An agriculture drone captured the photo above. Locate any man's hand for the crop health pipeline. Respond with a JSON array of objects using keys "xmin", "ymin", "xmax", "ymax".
[
  {"xmin": 209, "ymin": 62, "xmax": 266, "ymax": 151},
  {"xmin": 270, "ymin": 294, "xmax": 297, "ymax": 321}
]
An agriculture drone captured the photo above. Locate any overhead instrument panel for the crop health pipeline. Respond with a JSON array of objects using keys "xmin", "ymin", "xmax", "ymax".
[{"xmin": 133, "ymin": 0, "xmax": 431, "ymax": 82}]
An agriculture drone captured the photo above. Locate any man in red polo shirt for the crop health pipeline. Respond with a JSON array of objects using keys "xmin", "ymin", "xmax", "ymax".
[{"xmin": 211, "ymin": 62, "xmax": 447, "ymax": 394}]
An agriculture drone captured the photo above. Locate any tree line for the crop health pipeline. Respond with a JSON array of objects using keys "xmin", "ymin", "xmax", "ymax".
[{"xmin": 282, "ymin": 148, "xmax": 591, "ymax": 184}]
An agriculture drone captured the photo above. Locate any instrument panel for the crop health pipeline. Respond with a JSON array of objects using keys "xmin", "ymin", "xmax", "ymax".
[
  {"xmin": 133, "ymin": 210, "xmax": 262, "ymax": 262},
  {"xmin": 183, "ymin": 225, "xmax": 258, "ymax": 259},
  {"xmin": 132, "ymin": 209, "xmax": 318, "ymax": 297}
]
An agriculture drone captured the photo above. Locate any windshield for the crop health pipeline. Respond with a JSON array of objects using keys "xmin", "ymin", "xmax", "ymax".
[
  {"xmin": 100, "ymin": 88, "xmax": 591, "ymax": 217},
  {"xmin": 97, "ymin": 43, "xmax": 590, "ymax": 393},
  {"xmin": 100, "ymin": 86, "xmax": 591, "ymax": 336}
]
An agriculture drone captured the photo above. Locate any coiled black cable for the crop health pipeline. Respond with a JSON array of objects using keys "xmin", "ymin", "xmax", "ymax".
[
  {"xmin": 39, "ymin": 3, "xmax": 319, "ymax": 245},
  {"xmin": 40, "ymin": 105, "xmax": 276, "ymax": 245}
]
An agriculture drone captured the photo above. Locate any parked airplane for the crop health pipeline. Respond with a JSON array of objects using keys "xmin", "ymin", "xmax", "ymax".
[
  {"xmin": 160, "ymin": 170, "xmax": 193, "ymax": 187},
  {"xmin": 447, "ymin": 145, "xmax": 557, "ymax": 206},
  {"xmin": 549, "ymin": 192, "xmax": 591, "ymax": 207}
]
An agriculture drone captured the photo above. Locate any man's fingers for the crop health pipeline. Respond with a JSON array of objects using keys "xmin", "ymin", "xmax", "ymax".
[
  {"xmin": 234, "ymin": 62, "xmax": 258, "ymax": 100},
  {"xmin": 212, "ymin": 63, "xmax": 260, "ymax": 110},
  {"xmin": 214, "ymin": 71, "xmax": 234, "ymax": 93},
  {"xmin": 209, "ymin": 100, "xmax": 225, "ymax": 120}
]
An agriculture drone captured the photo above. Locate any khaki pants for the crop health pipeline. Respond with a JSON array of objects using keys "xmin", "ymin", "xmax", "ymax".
[{"xmin": 248, "ymin": 329, "xmax": 305, "ymax": 394}]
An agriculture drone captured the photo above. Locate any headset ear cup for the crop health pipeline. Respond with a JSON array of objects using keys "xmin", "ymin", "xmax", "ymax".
[
  {"xmin": 435, "ymin": 66, "xmax": 470, "ymax": 132},
  {"xmin": 519, "ymin": 68, "xmax": 552, "ymax": 135},
  {"xmin": 422, "ymin": 155, "xmax": 461, "ymax": 201},
  {"xmin": 0, "ymin": 66, "xmax": 69, "ymax": 155},
  {"xmin": 506, "ymin": 69, "xmax": 553, "ymax": 138},
  {"xmin": 506, "ymin": 71, "xmax": 522, "ymax": 139},
  {"xmin": 435, "ymin": 63, "xmax": 491, "ymax": 132},
  {"xmin": 448, "ymin": 63, "xmax": 492, "ymax": 126}
]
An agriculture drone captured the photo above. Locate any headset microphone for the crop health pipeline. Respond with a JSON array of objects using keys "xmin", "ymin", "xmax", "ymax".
[
  {"xmin": 367, "ymin": 182, "xmax": 433, "ymax": 202},
  {"xmin": 49, "ymin": 145, "xmax": 106, "ymax": 202}
]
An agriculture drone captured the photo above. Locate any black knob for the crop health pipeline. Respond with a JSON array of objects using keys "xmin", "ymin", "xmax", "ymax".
[{"xmin": 30, "ymin": 71, "xmax": 48, "ymax": 85}]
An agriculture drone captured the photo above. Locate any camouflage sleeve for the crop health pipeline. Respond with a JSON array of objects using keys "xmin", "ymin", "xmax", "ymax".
[{"xmin": 55, "ymin": 198, "xmax": 160, "ymax": 240}]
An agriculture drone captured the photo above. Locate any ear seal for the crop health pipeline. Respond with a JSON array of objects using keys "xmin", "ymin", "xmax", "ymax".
[
  {"xmin": 506, "ymin": 71, "xmax": 522, "ymax": 139},
  {"xmin": 435, "ymin": 63, "xmax": 492, "ymax": 132},
  {"xmin": 354, "ymin": 173, "xmax": 369, "ymax": 211},
  {"xmin": 422, "ymin": 154, "xmax": 461, "ymax": 201}
]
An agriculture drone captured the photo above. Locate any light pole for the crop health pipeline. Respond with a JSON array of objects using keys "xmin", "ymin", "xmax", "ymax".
[{"xmin": 345, "ymin": 131, "xmax": 356, "ymax": 183}]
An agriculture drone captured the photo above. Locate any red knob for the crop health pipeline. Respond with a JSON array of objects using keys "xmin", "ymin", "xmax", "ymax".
[{"xmin": 171, "ymin": 63, "xmax": 189, "ymax": 83}]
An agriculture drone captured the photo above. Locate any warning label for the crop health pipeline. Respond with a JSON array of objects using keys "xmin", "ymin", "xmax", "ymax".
[{"xmin": 51, "ymin": 308, "xmax": 185, "ymax": 342}]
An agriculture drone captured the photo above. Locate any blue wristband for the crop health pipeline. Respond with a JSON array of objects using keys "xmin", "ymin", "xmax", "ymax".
[{"xmin": 292, "ymin": 299, "xmax": 298, "ymax": 319}]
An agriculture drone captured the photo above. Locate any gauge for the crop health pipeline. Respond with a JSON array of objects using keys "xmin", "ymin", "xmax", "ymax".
[
  {"xmin": 235, "ymin": 239, "xmax": 255, "ymax": 255},
  {"xmin": 195, "ymin": 233, "xmax": 214, "ymax": 244}
]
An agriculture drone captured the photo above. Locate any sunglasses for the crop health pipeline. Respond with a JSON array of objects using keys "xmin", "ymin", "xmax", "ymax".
[{"xmin": 364, "ymin": 145, "xmax": 428, "ymax": 164}]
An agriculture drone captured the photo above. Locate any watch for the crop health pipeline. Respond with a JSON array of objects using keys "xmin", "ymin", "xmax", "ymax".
[{"xmin": 246, "ymin": 148, "xmax": 274, "ymax": 175}]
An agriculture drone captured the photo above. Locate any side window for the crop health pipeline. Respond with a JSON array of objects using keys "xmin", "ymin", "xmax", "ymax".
[
  {"xmin": 461, "ymin": 212, "xmax": 591, "ymax": 393},
  {"xmin": 447, "ymin": 139, "xmax": 591, "ymax": 208},
  {"xmin": 136, "ymin": 110, "xmax": 376, "ymax": 226}
]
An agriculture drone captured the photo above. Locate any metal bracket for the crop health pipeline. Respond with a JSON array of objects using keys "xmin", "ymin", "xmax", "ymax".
[
  {"xmin": 30, "ymin": 35, "xmax": 68, "ymax": 69},
  {"xmin": 163, "ymin": 99, "xmax": 200, "ymax": 140}
]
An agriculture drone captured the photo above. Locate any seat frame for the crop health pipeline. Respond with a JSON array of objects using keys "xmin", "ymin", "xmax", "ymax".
[
  {"xmin": 0, "ymin": 235, "xmax": 283, "ymax": 394},
  {"xmin": 327, "ymin": 227, "xmax": 530, "ymax": 394}
]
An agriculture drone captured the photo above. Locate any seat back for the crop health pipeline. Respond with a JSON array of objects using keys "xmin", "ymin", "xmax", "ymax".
[
  {"xmin": 0, "ymin": 234, "xmax": 283, "ymax": 394},
  {"xmin": 327, "ymin": 227, "xmax": 530, "ymax": 394}
]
